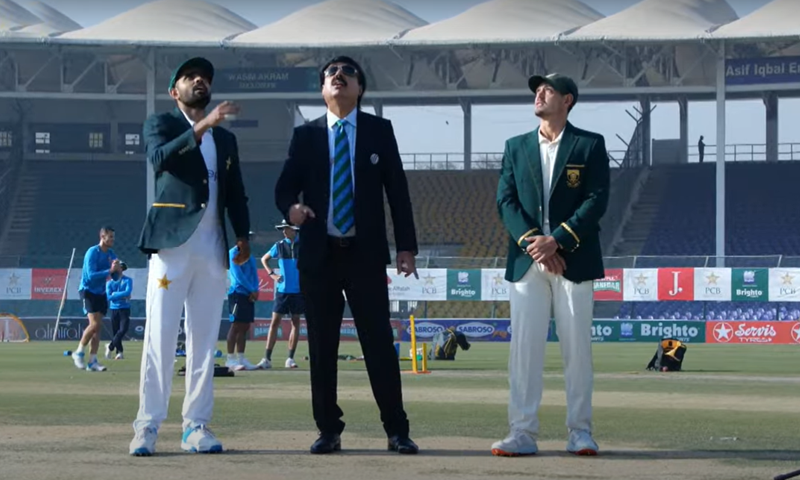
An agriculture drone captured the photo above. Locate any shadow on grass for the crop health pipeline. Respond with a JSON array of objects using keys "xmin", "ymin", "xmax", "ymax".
[{"xmin": 155, "ymin": 448, "xmax": 798, "ymax": 461}]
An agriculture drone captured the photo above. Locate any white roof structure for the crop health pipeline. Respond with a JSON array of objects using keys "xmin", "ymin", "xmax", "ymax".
[
  {"xmin": 712, "ymin": 0, "xmax": 800, "ymax": 40},
  {"xmin": 0, "ymin": 0, "xmax": 80, "ymax": 38},
  {"xmin": 395, "ymin": 0, "xmax": 603, "ymax": 46},
  {"xmin": 0, "ymin": 0, "xmax": 796, "ymax": 47},
  {"xmin": 228, "ymin": 0, "xmax": 427, "ymax": 48},
  {"xmin": 0, "ymin": 0, "xmax": 42, "ymax": 31},
  {"xmin": 57, "ymin": 0, "xmax": 256, "ymax": 45},
  {"xmin": 566, "ymin": 0, "xmax": 738, "ymax": 42}
]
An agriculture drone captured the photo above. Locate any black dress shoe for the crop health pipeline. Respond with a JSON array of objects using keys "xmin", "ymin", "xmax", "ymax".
[
  {"xmin": 388, "ymin": 435, "xmax": 419, "ymax": 454},
  {"xmin": 310, "ymin": 433, "xmax": 341, "ymax": 454}
]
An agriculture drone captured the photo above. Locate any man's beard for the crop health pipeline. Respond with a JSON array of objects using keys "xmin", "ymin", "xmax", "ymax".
[{"xmin": 183, "ymin": 90, "xmax": 211, "ymax": 109}]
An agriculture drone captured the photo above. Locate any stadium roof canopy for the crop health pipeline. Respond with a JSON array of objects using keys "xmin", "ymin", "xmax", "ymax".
[
  {"xmin": 393, "ymin": 0, "xmax": 604, "ymax": 46},
  {"xmin": 228, "ymin": 0, "xmax": 427, "ymax": 48},
  {"xmin": 0, "ymin": 0, "xmax": 795, "ymax": 47},
  {"xmin": 711, "ymin": 0, "xmax": 800, "ymax": 40},
  {"xmin": 565, "ymin": 0, "xmax": 738, "ymax": 42},
  {"xmin": 57, "ymin": 0, "xmax": 256, "ymax": 46},
  {"xmin": 0, "ymin": 0, "xmax": 80, "ymax": 37}
]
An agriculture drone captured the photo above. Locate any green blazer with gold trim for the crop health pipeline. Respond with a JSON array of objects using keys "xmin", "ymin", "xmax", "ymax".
[
  {"xmin": 137, "ymin": 108, "xmax": 250, "ymax": 268},
  {"xmin": 497, "ymin": 122, "xmax": 610, "ymax": 284}
]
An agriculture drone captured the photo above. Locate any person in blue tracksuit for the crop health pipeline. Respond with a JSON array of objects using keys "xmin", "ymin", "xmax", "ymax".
[
  {"xmin": 258, "ymin": 219, "xmax": 303, "ymax": 369},
  {"xmin": 72, "ymin": 226, "xmax": 121, "ymax": 372},
  {"xmin": 106, "ymin": 263, "xmax": 133, "ymax": 360},
  {"xmin": 225, "ymin": 242, "xmax": 260, "ymax": 371}
]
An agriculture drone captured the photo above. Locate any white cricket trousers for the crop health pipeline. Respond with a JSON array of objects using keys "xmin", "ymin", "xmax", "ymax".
[
  {"xmin": 507, "ymin": 261, "xmax": 595, "ymax": 438},
  {"xmin": 133, "ymin": 226, "xmax": 227, "ymax": 433}
]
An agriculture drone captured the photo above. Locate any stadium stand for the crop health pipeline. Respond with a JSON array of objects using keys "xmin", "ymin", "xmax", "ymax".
[{"xmin": 611, "ymin": 161, "xmax": 800, "ymax": 321}]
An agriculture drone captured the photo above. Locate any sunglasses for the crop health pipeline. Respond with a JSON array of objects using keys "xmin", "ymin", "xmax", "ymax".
[{"xmin": 324, "ymin": 64, "xmax": 358, "ymax": 78}]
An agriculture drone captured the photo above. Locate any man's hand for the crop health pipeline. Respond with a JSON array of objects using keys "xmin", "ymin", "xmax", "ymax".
[
  {"xmin": 110, "ymin": 259, "xmax": 122, "ymax": 274},
  {"xmin": 249, "ymin": 291, "xmax": 259, "ymax": 303},
  {"xmin": 396, "ymin": 251, "xmax": 418, "ymax": 279},
  {"xmin": 541, "ymin": 253, "xmax": 567, "ymax": 276},
  {"xmin": 203, "ymin": 101, "xmax": 240, "ymax": 128},
  {"xmin": 233, "ymin": 239, "xmax": 250, "ymax": 265},
  {"xmin": 288, "ymin": 203, "xmax": 315, "ymax": 226},
  {"xmin": 525, "ymin": 235, "xmax": 559, "ymax": 262},
  {"xmin": 270, "ymin": 273, "xmax": 283, "ymax": 283}
]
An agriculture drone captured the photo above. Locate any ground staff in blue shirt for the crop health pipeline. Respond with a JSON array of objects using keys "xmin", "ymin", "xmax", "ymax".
[
  {"xmin": 257, "ymin": 219, "xmax": 303, "ymax": 369},
  {"xmin": 226, "ymin": 242, "xmax": 260, "ymax": 371},
  {"xmin": 71, "ymin": 226, "xmax": 121, "ymax": 372},
  {"xmin": 105, "ymin": 263, "xmax": 132, "ymax": 360}
]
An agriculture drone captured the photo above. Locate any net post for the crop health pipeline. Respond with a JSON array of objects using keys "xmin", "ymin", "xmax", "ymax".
[{"xmin": 53, "ymin": 248, "xmax": 77, "ymax": 341}]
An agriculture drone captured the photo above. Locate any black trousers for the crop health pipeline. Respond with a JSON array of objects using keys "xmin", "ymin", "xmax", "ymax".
[
  {"xmin": 110, "ymin": 308, "xmax": 130, "ymax": 353},
  {"xmin": 299, "ymin": 236, "xmax": 408, "ymax": 438}
]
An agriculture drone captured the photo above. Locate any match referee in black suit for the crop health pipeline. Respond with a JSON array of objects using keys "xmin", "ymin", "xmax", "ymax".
[{"xmin": 275, "ymin": 55, "xmax": 420, "ymax": 455}]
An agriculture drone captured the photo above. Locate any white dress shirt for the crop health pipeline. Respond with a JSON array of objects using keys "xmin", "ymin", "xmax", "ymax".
[
  {"xmin": 538, "ymin": 127, "xmax": 564, "ymax": 235},
  {"xmin": 181, "ymin": 109, "xmax": 220, "ymax": 232},
  {"xmin": 326, "ymin": 109, "xmax": 358, "ymax": 237}
]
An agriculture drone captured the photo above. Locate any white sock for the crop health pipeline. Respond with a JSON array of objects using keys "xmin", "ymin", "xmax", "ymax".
[
  {"xmin": 237, "ymin": 353, "xmax": 245, "ymax": 361},
  {"xmin": 227, "ymin": 354, "xmax": 236, "ymax": 361},
  {"xmin": 76, "ymin": 343, "xmax": 85, "ymax": 354}
]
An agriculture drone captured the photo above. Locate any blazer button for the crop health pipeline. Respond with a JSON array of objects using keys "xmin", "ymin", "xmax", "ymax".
[
  {"xmin": 201, "ymin": 203, "xmax": 206, "ymax": 209},
  {"xmin": 203, "ymin": 179, "xmax": 208, "ymax": 184}
]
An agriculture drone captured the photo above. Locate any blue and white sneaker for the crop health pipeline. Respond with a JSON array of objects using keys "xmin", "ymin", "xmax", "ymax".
[
  {"xmin": 181, "ymin": 424, "xmax": 223, "ymax": 454},
  {"xmin": 567, "ymin": 429, "xmax": 599, "ymax": 456},
  {"xmin": 71, "ymin": 351, "xmax": 85, "ymax": 369},
  {"xmin": 130, "ymin": 427, "xmax": 158, "ymax": 456},
  {"xmin": 86, "ymin": 361, "xmax": 107, "ymax": 372}
]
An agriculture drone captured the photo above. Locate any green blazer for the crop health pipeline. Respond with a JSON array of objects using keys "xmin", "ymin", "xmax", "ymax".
[
  {"xmin": 138, "ymin": 108, "xmax": 250, "ymax": 268},
  {"xmin": 497, "ymin": 122, "xmax": 610, "ymax": 284}
]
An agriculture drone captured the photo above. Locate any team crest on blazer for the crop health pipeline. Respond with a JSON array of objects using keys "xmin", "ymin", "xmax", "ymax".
[
  {"xmin": 370, "ymin": 153, "xmax": 379, "ymax": 164},
  {"xmin": 566, "ymin": 168, "xmax": 581, "ymax": 188}
]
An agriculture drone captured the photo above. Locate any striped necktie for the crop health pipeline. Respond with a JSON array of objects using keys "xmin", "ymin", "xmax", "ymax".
[{"xmin": 332, "ymin": 119, "xmax": 355, "ymax": 235}]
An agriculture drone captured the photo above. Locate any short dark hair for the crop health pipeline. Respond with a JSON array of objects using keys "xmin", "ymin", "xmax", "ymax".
[
  {"xmin": 100, "ymin": 226, "xmax": 114, "ymax": 235},
  {"xmin": 319, "ymin": 55, "xmax": 367, "ymax": 107}
]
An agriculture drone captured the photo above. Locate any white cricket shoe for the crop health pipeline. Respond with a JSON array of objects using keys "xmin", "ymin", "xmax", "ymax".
[
  {"xmin": 567, "ymin": 430, "xmax": 599, "ymax": 456},
  {"xmin": 225, "ymin": 356, "xmax": 244, "ymax": 371},
  {"xmin": 491, "ymin": 431, "xmax": 538, "ymax": 457},
  {"xmin": 239, "ymin": 357, "xmax": 258, "ymax": 370},
  {"xmin": 181, "ymin": 424, "xmax": 223, "ymax": 454},
  {"xmin": 255, "ymin": 358, "xmax": 272, "ymax": 369},
  {"xmin": 285, "ymin": 357, "xmax": 298, "ymax": 369},
  {"xmin": 86, "ymin": 361, "xmax": 107, "ymax": 372},
  {"xmin": 115, "ymin": 353, "xmax": 124, "ymax": 360},
  {"xmin": 71, "ymin": 351, "xmax": 86, "ymax": 369},
  {"xmin": 105, "ymin": 343, "xmax": 113, "ymax": 359},
  {"xmin": 130, "ymin": 427, "xmax": 158, "ymax": 456}
]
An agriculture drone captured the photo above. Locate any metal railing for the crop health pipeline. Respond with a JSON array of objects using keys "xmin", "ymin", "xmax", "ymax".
[
  {"xmin": 687, "ymin": 143, "xmax": 800, "ymax": 163},
  {"xmin": 12, "ymin": 142, "xmax": 800, "ymax": 167}
]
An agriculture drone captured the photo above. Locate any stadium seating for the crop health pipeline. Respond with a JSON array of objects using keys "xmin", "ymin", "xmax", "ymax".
[{"xmin": 614, "ymin": 162, "xmax": 800, "ymax": 320}]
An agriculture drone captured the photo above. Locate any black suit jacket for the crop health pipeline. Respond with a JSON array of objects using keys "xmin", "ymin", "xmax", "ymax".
[
  {"xmin": 138, "ymin": 108, "xmax": 250, "ymax": 268},
  {"xmin": 274, "ymin": 111, "xmax": 417, "ymax": 272}
]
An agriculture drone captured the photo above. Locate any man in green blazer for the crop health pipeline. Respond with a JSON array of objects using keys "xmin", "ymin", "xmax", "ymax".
[
  {"xmin": 130, "ymin": 57, "xmax": 251, "ymax": 457},
  {"xmin": 492, "ymin": 73, "xmax": 610, "ymax": 458}
]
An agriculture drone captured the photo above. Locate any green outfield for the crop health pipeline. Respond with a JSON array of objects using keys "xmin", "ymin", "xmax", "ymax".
[{"xmin": 0, "ymin": 341, "xmax": 798, "ymax": 480}]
